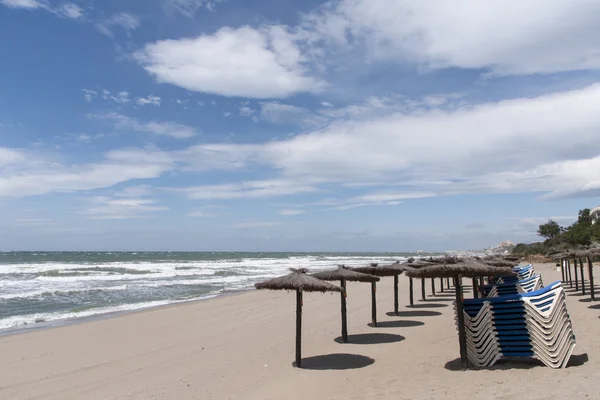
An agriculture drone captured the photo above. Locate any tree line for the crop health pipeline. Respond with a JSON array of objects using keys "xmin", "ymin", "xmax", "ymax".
[{"xmin": 513, "ymin": 208, "xmax": 600, "ymax": 255}]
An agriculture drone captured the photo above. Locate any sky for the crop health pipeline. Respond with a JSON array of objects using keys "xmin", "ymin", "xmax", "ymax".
[{"xmin": 1, "ymin": 0, "xmax": 600, "ymax": 252}]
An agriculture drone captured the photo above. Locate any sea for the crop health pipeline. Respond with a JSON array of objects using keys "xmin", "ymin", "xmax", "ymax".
[{"xmin": 0, "ymin": 251, "xmax": 437, "ymax": 332}]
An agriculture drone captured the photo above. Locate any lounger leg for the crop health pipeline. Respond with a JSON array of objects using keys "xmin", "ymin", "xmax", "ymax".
[{"xmin": 588, "ymin": 257, "xmax": 596, "ymax": 301}]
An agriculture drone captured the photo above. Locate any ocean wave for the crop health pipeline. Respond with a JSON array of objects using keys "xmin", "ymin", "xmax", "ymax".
[
  {"xmin": 0, "ymin": 285, "xmax": 130, "ymax": 301},
  {"xmin": 0, "ymin": 253, "xmax": 425, "ymax": 331},
  {"xmin": 0, "ymin": 294, "xmax": 220, "ymax": 330}
]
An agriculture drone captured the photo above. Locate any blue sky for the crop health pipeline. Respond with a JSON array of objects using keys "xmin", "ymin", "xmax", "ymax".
[{"xmin": 2, "ymin": 0, "xmax": 600, "ymax": 251}]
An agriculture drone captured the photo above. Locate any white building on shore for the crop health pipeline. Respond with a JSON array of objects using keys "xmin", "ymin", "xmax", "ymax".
[{"xmin": 591, "ymin": 206, "xmax": 600, "ymax": 224}]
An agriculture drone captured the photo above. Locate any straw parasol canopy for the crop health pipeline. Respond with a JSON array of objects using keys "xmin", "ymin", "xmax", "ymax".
[
  {"xmin": 312, "ymin": 265, "xmax": 380, "ymax": 283},
  {"xmin": 475, "ymin": 257, "xmax": 519, "ymax": 268},
  {"xmin": 405, "ymin": 260, "xmax": 517, "ymax": 279},
  {"xmin": 350, "ymin": 262, "xmax": 406, "ymax": 277},
  {"xmin": 349, "ymin": 262, "xmax": 406, "ymax": 326},
  {"xmin": 255, "ymin": 268, "xmax": 341, "ymax": 368},
  {"xmin": 312, "ymin": 266, "xmax": 379, "ymax": 342},
  {"xmin": 405, "ymin": 257, "xmax": 517, "ymax": 370},
  {"xmin": 547, "ymin": 250, "xmax": 569, "ymax": 260},
  {"xmin": 397, "ymin": 258, "xmax": 439, "ymax": 306},
  {"xmin": 401, "ymin": 258, "xmax": 445, "ymax": 303},
  {"xmin": 256, "ymin": 268, "xmax": 342, "ymax": 292}
]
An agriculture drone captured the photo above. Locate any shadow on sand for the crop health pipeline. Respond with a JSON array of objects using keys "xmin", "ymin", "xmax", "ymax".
[
  {"xmin": 368, "ymin": 320, "xmax": 425, "ymax": 328},
  {"xmin": 578, "ymin": 297, "xmax": 599, "ymax": 303},
  {"xmin": 386, "ymin": 310, "xmax": 442, "ymax": 317},
  {"xmin": 407, "ymin": 303, "xmax": 448, "ymax": 309},
  {"xmin": 293, "ymin": 354, "xmax": 375, "ymax": 370},
  {"xmin": 334, "ymin": 333, "xmax": 405, "ymax": 345},
  {"xmin": 444, "ymin": 353, "xmax": 589, "ymax": 371},
  {"xmin": 426, "ymin": 297, "xmax": 455, "ymax": 302}
]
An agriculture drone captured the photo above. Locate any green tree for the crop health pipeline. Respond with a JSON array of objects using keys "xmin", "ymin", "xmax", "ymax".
[
  {"xmin": 537, "ymin": 219, "xmax": 562, "ymax": 240},
  {"xmin": 577, "ymin": 208, "xmax": 593, "ymax": 225}
]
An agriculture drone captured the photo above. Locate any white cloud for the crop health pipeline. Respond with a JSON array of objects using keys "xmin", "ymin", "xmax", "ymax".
[
  {"xmin": 84, "ymin": 89, "xmax": 160, "ymax": 106},
  {"xmin": 81, "ymin": 196, "xmax": 168, "ymax": 219},
  {"xmin": 89, "ymin": 112, "xmax": 197, "ymax": 139},
  {"xmin": 96, "ymin": 13, "xmax": 140, "ymax": 38},
  {"xmin": 1, "ymin": 0, "xmax": 83, "ymax": 19},
  {"xmin": 163, "ymin": 0, "xmax": 225, "ymax": 17},
  {"xmin": 181, "ymin": 179, "xmax": 318, "ymax": 200},
  {"xmin": 115, "ymin": 185, "xmax": 152, "ymax": 198},
  {"xmin": 56, "ymin": 3, "xmax": 83, "ymax": 19},
  {"xmin": 1, "ymin": 0, "xmax": 45, "ymax": 9},
  {"xmin": 188, "ymin": 205, "xmax": 226, "ymax": 218},
  {"xmin": 239, "ymin": 106, "xmax": 255, "ymax": 116},
  {"xmin": 0, "ymin": 147, "xmax": 26, "ymax": 166},
  {"xmin": 302, "ymin": 0, "xmax": 600, "ymax": 75},
  {"xmin": 233, "ymin": 221, "xmax": 282, "ymax": 228},
  {"xmin": 168, "ymin": 83, "xmax": 600, "ymax": 201},
  {"xmin": 279, "ymin": 209, "xmax": 305, "ymax": 216},
  {"xmin": 135, "ymin": 26, "xmax": 324, "ymax": 98},
  {"xmin": 258, "ymin": 95, "xmax": 462, "ymax": 129},
  {"xmin": 0, "ymin": 148, "xmax": 172, "ymax": 198},
  {"xmin": 102, "ymin": 90, "xmax": 130, "ymax": 104},
  {"xmin": 260, "ymin": 102, "xmax": 328, "ymax": 128},
  {"xmin": 518, "ymin": 216, "xmax": 576, "ymax": 227},
  {"xmin": 13, "ymin": 218, "xmax": 53, "ymax": 225},
  {"xmin": 75, "ymin": 133, "xmax": 92, "ymax": 143},
  {"xmin": 8, "ymin": 83, "xmax": 600, "ymax": 206},
  {"xmin": 136, "ymin": 95, "xmax": 161, "ymax": 106},
  {"xmin": 327, "ymin": 192, "xmax": 434, "ymax": 210},
  {"xmin": 82, "ymin": 89, "xmax": 97, "ymax": 102}
]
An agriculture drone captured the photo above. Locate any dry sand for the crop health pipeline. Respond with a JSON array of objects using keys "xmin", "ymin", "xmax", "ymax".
[{"xmin": 0, "ymin": 262, "xmax": 599, "ymax": 400}]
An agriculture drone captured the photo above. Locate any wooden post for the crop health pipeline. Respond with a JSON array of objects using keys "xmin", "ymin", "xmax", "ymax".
[
  {"xmin": 560, "ymin": 259, "xmax": 565, "ymax": 283},
  {"xmin": 296, "ymin": 289, "xmax": 302, "ymax": 368},
  {"xmin": 447, "ymin": 277, "xmax": 451, "ymax": 288},
  {"xmin": 409, "ymin": 277, "xmax": 414, "ymax": 307},
  {"xmin": 431, "ymin": 278, "xmax": 436, "ymax": 296},
  {"xmin": 479, "ymin": 277, "xmax": 485, "ymax": 298},
  {"xmin": 472, "ymin": 278, "xmax": 478, "ymax": 299},
  {"xmin": 574, "ymin": 258, "xmax": 579, "ymax": 290},
  {"xmin": 580, "ymin": 258, "xmax": 586, "ymax": 295},
  {"xmin": 421, "ymin": 279, "xmax": 426, "ymax": 301},
  {"xmin": 454, "ymin": 274, "xmax": 468, "ymax": 370},
  {"xmin": 567, "ymin": 259, "xmax": 573, "ymax": 287},
  {"xmin": 394, "ymin": 275, "xmax": 399, "ymax": 315},
  {"xmin": 371, "ymin": 281, "xmax": 377, "ymax": 327},
  {"xmin": 341, "ymin": 279, "xmax": 348, "ymax": 343},
  {"xmin": 588, "ymin": 256, "xmax": 595, "ymax": 301},
  {"xmin": 440, "ymin": 277, "xmax": 444, "ymax": 292}
]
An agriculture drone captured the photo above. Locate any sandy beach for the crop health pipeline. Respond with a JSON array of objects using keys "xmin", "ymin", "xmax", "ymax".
[{"xmin": 0, "ymin": 262, "xmax": 599, "ymax": 400}]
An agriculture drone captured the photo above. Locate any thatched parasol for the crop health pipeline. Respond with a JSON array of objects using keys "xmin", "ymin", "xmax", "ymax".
[
  {"xmin": 312, "ymin": 265, "xmax": 380, "ymax": 343},
  {"xmin": 405, "ymin": 258, "xmax": 517, "ymax": 370},
  {"xmin": 477, "ymin": 257, "xmax": 518, "ymax": 268},
  {"xmin": 402, "ymin": 259, "xmax": 438, "ymax": 306},
  {"xmin": 571, "ymin": 248, "xmax": 599, "ymax": 300},
  {"xmin": 255, "ymin": 268, "xmax": 342, "ymax": 368},
  {"xmin": 350, "ymin": 262, "xmax": 406, "ymax": 326}
]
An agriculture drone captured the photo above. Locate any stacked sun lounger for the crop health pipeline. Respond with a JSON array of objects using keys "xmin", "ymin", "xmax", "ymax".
[
  {"xmin": 456, "ymin": 281, "xmax": 576, "ymax": 368},
  {"xmin": 494, "ymin": 264, "xmax": 535, "ymax": 284},
  {"xmin": 484, "ymin": 274, "xmax": 544, "ymax": 297}
]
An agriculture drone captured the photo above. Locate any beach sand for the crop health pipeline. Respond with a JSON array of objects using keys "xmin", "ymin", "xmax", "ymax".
[{"xmin": 1, "ymin": 262, "xmax": 599, "ymax": 399}]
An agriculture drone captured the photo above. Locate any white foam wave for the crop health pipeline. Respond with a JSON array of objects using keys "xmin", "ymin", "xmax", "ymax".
[
  {"xmin": 0, "ymin": 294, "xmax": 219, "ymax": 330},
  {"xmin": 0, "ymin": 254, "xmax": 418, "ymax": 331},
  {"xmin": 0, "ymin": 285, "xmax": 129, "ymax": 300}
]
